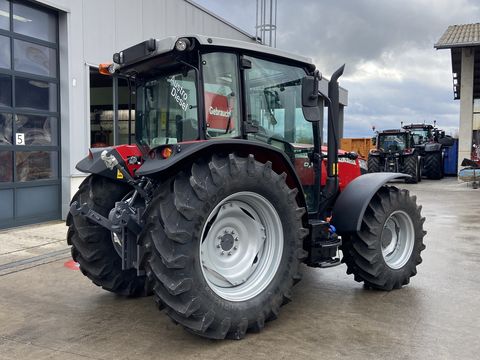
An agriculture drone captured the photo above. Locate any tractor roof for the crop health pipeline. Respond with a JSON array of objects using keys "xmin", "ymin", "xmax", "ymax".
[
  {"xmin": 379, "ymin": 129, "xmax": 406, "ymax": 134},
  {"xmin": 114, "ymin": 35, "xmax": 316, "ymax": 71},
  {"xmin": 403, "ymin": 124, "xmax": 434, "ymax": 130}
]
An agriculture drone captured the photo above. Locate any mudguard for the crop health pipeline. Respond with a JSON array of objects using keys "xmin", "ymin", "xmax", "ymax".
[
  {"xmin": 76, "ymin": 146, "xmax": 142, "ymax": 182},
  {"xmin": 331, "ymin": 172, "xmax": 409, "ymax": 234},
  {"xmin": 137, "ymin": 139, "xmax": 308, "ymax": 209},
  {"xmin": 424, "ymin": 143, "xmax": 442, "ymax": 152}
]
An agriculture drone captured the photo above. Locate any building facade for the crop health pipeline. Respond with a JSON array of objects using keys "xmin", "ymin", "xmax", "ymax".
[
  {"xmin": 0, "ymin": 0, "xmax": 255, "ymax": 228},
  {"xmin": 435, "ymin": 24, "xmax": 480, "ymax": 169}
]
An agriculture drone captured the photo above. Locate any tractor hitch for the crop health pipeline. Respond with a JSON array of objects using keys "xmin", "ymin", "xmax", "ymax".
[
  {"xmin": 307, "ymin": 219, "xmax": 342, "ymax": 268},
  {"xmin": 70, "ymin": 199, "xmax": 145, "ymax": 273}
]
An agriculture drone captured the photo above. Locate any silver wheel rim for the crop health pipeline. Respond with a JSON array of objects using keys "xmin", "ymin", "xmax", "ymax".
[
  {"xmin": 199, "ymin": 191, "xmax": 283, "ymax": 302},
  {"xmin": 381, "ymin": 210, "xmax": 415, "ymax": 269}
]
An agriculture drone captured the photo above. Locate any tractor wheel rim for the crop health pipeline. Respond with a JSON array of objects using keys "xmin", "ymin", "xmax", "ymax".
[
  {"xmin": 381, "ymin": 210, "xmax": 415, "ymax": 269},
  {"xmin": 199, "ymin": 191, "xmax": 283, "ymax": 302}
]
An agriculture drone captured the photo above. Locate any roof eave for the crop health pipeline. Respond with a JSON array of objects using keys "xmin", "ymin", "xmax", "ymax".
[{"xmin": 435, "ymin": 43, "xmax": 480, "ymax": 50}]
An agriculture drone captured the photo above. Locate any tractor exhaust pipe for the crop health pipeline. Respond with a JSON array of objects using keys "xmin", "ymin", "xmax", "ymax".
[
  {"xmin": 327, "ymin": 64, "xmax": 345, "ymax": 178},
  {"xmin": 323, "ymin": 65, "xmax": 345, "ymax": 206}
]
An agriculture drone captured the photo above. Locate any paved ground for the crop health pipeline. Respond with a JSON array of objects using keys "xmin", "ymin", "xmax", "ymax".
[{"xmin": 0, "ymin": 177, "xmax": 479, "ymax": 359}]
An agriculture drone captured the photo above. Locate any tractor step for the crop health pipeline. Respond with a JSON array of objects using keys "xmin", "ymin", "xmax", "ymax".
[{"xmin": 307, "ymin": 219, "xmax": 342, "ymax": 268}]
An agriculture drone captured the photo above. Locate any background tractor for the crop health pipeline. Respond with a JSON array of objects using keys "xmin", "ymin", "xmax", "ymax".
[
  {"xmin": 402, "ymin": 123, "xmax": 454, "ymax": 179},
  {"xmin": 368, "ymin": 129, "xmax": 421, "ymax": 183},
  {"xmin": 67, "ymin": 35, "xmax": 426, "ymax": 340}
]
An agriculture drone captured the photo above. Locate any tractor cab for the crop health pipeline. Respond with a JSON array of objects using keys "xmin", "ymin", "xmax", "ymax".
[
  {"xmin": 373, "ymin": 129, "xmax": 414, "ymax": 154},
  {"xmin": 402, "ymin": 123, "xmax": 454, "ymax": 148},
  {"xmin": 92, "ymin": 36, "xmax": 349, "ymax": 215},
  {"xmin": 402, "ymin": 124, "xmax": 434, "ymax": 146},
  {"xmin": 104, "ymin": 37, "xmax": 316, "ymax": 152}
]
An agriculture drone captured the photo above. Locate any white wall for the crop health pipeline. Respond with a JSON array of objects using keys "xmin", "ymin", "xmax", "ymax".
[{"xmin": 34, "ymin": 0, "xmax": 254, "ymax": 218}]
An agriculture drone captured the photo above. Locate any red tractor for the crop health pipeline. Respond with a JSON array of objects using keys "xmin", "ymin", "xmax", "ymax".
[{"xmin": 68, "ymin": 36, "xmax": 426, "ymax": 340}]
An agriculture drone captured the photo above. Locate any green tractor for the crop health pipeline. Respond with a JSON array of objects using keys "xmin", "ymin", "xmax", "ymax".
[{"xmin": 67, "ymin": 36, "xmax": 426, "ymax": 339}]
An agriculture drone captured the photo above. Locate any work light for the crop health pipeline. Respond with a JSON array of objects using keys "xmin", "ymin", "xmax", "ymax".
[{"xmin": 175, "ymin": 38, "xmax": 191, "ymax": 51}]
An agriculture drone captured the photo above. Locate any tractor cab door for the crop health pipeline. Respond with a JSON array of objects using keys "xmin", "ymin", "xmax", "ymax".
[{"xmin": 242, "ymin": 56, "xmax": 318, "ymax": 210}]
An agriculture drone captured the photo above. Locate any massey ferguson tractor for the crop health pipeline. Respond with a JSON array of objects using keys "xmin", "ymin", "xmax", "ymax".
[
  {"xmin": 368, "ymin": 129, "xmax": 422, "ymax": 183},
  {"xmin": 67, "ymin": 35, "xmax": 426, "ymax": 340},
  {"xmin": 402, "ymin": 123, "xmax": 454, "ymax": 180}
]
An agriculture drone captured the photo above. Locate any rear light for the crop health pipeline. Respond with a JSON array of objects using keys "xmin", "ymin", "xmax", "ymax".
[
  {"xmin": 160, "ymin": 147, "xmax": 173, "ymax": 159},
  {"xmin": 98, "ymin": 63, "xmax": 118, "ymax": 75},
  {"xmin": 98, "ymin": 63, "xmax": 112, "ymax": 75}
]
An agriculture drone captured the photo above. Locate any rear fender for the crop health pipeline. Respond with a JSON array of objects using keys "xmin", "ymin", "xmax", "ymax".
[
  {"xmin": 424, "ymin": 143, "xmax": 442, "ymax": 152},
  {"xmin": 331, "ymin": 173, "xmax": 409, "ymax": 234},
  {"xmin": 75, "ymin": 145, "xmax": 142, "ymax": 182},
  {"xmin": 136, "ymin": 139, "xmax": 308, "ymax": 210}
]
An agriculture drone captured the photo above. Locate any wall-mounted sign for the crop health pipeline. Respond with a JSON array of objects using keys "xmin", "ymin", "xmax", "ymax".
[{"xmin": 16, "ymin": 133, "xmax": 25, "ymax": 145}]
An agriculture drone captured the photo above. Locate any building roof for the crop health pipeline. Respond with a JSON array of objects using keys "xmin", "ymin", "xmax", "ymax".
[
  {"xmin": 435, "ymin": 23, "xmax": 480, "ymax": 100},
  {"xmin": 435, "ymin": 23, "xmax": 480, "ymax": 49}
]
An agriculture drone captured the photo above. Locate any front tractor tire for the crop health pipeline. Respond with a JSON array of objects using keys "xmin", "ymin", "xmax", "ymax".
[
  {"xmin": 142, "ymin": 154, "xmax": 307, "ymax": 339},
  {"xmin": 341, "ymin": 186, "xmax": 426, "ymax": 291},
  {"xmin": 67, "ymin": 175, "xmax": 150, "ymax": 297}
]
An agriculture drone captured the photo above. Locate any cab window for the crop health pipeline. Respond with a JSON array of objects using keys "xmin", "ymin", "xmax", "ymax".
[
  {"xmin": 243, "ymin": 56, "xmax": 313, "ymax": 147},
  {"xmin": 202, "ymin": 52, "xmax": 240, "ymax": 138}
]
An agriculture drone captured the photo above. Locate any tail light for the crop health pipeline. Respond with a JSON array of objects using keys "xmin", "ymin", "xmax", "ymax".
[{"xmin": 160, "ymin": 146, "xmax": 173, "ymax": 159}]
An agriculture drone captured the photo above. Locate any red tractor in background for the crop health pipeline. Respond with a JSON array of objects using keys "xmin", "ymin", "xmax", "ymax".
[{"xmin": 68, "ymin": 36, "xmax": 425, "ymax": 340}]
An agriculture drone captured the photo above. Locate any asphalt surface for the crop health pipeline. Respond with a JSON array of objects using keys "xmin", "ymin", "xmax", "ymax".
[{"xmin": 0, "ymin": 177, "xmax": 479, "ymax": 359}]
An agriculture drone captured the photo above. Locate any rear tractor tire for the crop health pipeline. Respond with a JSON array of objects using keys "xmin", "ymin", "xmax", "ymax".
[
  {"xmin": 367, "ymin": 155, "xmax": 381, "ymax": 173},
  {"xmin": 142, "ymin": 154, "xmax": 307, "ymax": 339},
  {"xmin": 67, "ymin": 175, "xmax": 151, "ymax": 297},
  {"xmin": 340, "ymin": 186, "xmax": 426, "ymax": 290},
  {"xmin": 423, "ymin": 151, "xmax": 443, "ymax": 180},
  {"xmin": 403, "ymin": 155, "xmax": 419, "ymax": 184}
]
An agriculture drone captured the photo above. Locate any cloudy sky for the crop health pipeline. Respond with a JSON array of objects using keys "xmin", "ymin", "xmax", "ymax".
[{"xmin": 194, "ymin": 0, "xmax": 479, "ymax": 137}]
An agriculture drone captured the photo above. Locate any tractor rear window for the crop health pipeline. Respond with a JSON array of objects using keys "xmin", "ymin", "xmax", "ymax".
[{"xmin": 135, "ymin": 68, "xmax": 198, "ymax": 148}]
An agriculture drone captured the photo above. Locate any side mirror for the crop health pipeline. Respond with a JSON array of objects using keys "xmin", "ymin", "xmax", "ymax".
[
  {"xmin": 371, "ymin": 137, "xmax": 377, "ymax": 146},
  {"xmin": 301, "ymin": 73, "xmax": 321, "ymax": 122}
]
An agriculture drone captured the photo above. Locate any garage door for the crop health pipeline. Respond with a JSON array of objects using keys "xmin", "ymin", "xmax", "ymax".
[{"xmin": 0, "ymin": 0, "xmax": 60, "ymax": 228}]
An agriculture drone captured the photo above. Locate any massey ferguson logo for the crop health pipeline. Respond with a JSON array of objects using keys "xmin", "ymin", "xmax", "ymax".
[{"xmin": 209, "ymin": 106, "xmax": 232, "ymax": 118}]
